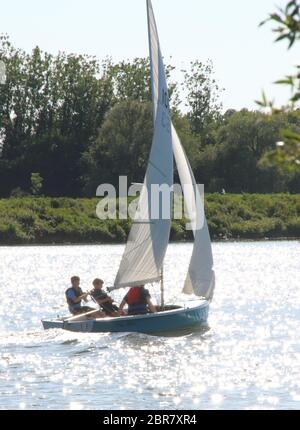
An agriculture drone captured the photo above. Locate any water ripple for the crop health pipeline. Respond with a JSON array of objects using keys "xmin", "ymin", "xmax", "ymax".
[{"xmin": 0, "ymin": 241, "xmax": 299, "ymax": 409}]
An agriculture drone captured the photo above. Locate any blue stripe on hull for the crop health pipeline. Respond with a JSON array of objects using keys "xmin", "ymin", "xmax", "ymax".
[{"xmin": 42, "ymin": 301, "xmax": 209, "ymax": 335}]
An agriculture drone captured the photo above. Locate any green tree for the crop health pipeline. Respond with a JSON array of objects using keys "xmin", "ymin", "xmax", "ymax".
[
  {"xmin": 107, "ymin": 57, "xmax": 180, "ymax": 110},
  {"xmin": 212, "ymin": 109, "xmax": 297, "ymax": 192},
  {"xmin": 30, "ymin": 172, "xmax": 43, "ymax": 195},
  {"xmin": 183, "ymin": 59, "xmax": 223, "ymax": 143},
  {"xmin": 258, "ymin": 0, "xmax": 300, "ymax": 172},
  {"xmin": 0, "ymin": 36, "xmax": 116, "ymax": 196},
  {"xmin": 82, "ymin": 100, "xmax": 153, "ymax": 194}
]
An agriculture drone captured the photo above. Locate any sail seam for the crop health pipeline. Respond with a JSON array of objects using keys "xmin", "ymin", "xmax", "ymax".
[{"xmin": 148, "ymin": 160, "xmax": 168, "ymax": 178}]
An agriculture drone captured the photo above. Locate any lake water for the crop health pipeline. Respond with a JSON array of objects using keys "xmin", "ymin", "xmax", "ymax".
[{"xmin": 0, "ymin": 241, "xmax": 299, "ymax": 410}]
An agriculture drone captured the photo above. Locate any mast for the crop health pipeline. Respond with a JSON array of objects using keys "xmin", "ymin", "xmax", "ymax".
[{"xmin": 160, "ymin": 266, "xmax": 165, "ymax": 310}]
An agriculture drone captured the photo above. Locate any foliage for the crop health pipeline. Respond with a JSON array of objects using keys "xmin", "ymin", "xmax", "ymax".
[
  {"xmin": 183, "ymin": 59, "xmax": 223, "ymax": 142},
  {"xmin": 107, "ymin": 57, "xmax": 180, "ymax": 110},
  {"xmin": 82, "ymin": 100, "xmax": 153, "ymax": 193},
  {"xmin": 211, "ymin": 109, "xmax": 300, "ymax": 192},
  {"xmin": 0, "ymin": 35, "xmax": 116, "ymax": 196},
  {"xmin": 258, "ymin": 0, "xmax": 300, "ymax": 171},
  {"xmin": 30, "ymin": 172, "xmax": 43, "ymax": 195},
  {"xmin": 0, "ymin": 35, "xmax": 300, "ymax": 196},
  {"xmin": 0, "ymin": 195, "xmax": 299, "ymax": 244}
]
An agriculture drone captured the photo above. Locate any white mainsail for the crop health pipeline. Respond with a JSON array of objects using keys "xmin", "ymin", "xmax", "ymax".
[
  {"xmin": 113, "ymin": 0, "xmax": 214, "ymax": 300},
  {"xmin": 172, "ymin": 125, "xmax": 215, "ymax": 301},
  {"xmin": 146, "ymin": 0, "xmax": 214, "ymax": 301},
  {"xmin": 147, "ymin": 0, "xmax": 166, "ymax": 120},
  {"xmin": 112, "ymin": 0, "xmax": 173, "ymax": 289}
]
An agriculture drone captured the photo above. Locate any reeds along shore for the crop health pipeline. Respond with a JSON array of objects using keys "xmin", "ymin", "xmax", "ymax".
[{"xmin": 0, "ymin": 194, "xmax": 299, "ymax": 244}]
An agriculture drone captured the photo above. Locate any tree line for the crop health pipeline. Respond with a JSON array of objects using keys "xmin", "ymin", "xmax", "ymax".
[{"xmin": 0, "ymin": 34, "xmax": 299, "ymax": 197}]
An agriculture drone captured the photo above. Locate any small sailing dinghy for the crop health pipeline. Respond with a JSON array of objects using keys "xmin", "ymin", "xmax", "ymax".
[{"xmin": 42, "ymin": 0, "xmax": 215, "ymax": 335}]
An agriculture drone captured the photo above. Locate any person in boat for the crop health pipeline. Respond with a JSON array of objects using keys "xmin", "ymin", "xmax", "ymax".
[
  {"xmin": 65, "ymin": 276, "xmax": 96, "ymax": 315},
  {"xmin": 119, "ymin": 285, "xmax": 156, "ymax": 315},
  {"xmin": 90, "ymin": 278, "xmax": 120, "ymax": 317}
]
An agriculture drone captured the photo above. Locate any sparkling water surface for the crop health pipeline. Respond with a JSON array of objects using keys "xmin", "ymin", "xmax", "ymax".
[{"xmin": 0, "ymin": 241, "xmax": 299, "ymax": 410}]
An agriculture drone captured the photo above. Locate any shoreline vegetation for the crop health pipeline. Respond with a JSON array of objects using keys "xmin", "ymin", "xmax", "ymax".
[
  {"xmin": 1, "ymin": 36, "xmax": 300, "ymax": 201},
  {"xmin": 0, "ymin": 194, "xmax": 300, "ymax": 245}
]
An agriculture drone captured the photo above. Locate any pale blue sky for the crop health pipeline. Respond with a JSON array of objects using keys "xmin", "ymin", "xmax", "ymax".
[{"xmin": 1, "ymin": 0, "xmax": 297, "ymax": 111}]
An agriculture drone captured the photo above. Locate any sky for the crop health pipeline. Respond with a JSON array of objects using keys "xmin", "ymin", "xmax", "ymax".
[{"xmin": 1, "ymin": 0, "xmax": 298, "ymax": 112}]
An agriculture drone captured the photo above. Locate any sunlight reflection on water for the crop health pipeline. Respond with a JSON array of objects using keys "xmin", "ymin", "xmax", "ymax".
[{"xmin": 0, "ymin": 241, "xmax": 300, "ymax": 409}]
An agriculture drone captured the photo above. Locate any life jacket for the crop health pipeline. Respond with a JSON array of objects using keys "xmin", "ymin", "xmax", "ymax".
[
  {"xmin": 65, "ymin": 287, "xmax": 82, "ymax": 309},
  {"xmin": 126, "ymin": 287, "xmax": 143, "ymax": 305}
]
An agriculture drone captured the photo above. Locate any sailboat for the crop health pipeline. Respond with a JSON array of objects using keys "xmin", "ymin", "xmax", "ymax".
[{"xmin": 42, "ymin": 0, "xmax": 215, "ymax": 335}]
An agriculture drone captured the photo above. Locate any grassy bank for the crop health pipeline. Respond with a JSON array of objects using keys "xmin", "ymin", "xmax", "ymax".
[{"xmin": 0, "ymin": 194, "xmax": 300, "ymax": 245}]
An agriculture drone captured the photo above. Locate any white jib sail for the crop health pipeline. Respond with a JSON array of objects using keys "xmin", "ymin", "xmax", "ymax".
[
  {"xmin": 172, "ymin": 124, "xmax": 215, "ymax": 300},
  {"xmin": 112, "ymin": 0, "xmax": 173, "ymax": 290}
]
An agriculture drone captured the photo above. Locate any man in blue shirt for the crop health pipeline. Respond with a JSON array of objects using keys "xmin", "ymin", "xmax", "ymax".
[{"xmin": 65, "ymin": 276, "xmax": 95, "ymax": 315}]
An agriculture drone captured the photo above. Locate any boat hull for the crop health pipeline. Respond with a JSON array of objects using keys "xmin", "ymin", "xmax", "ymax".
[{"xmin": 41, "ymin": 300, "xmax": 209, "ymax": 335}]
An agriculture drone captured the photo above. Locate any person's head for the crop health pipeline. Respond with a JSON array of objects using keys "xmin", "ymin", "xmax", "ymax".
[
  {"xmin": 71, "ymin": 276, "xmax": 80, "ymax": 288},
  {"xmin": 93, "ymin": 278, "xmax": 104, "ymax": 289}
]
